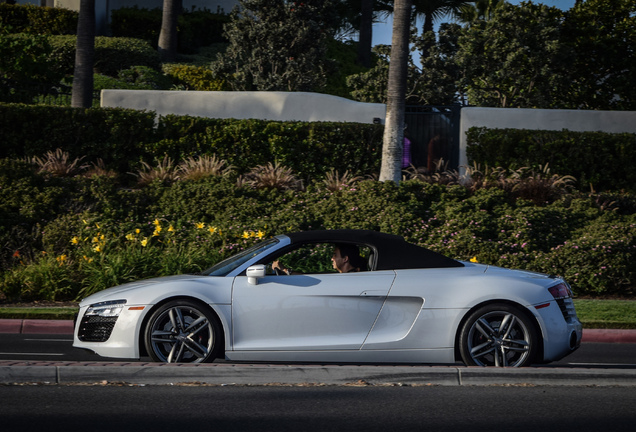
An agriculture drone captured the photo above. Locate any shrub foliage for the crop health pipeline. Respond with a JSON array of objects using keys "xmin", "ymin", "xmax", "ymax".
[
  {"xmin": 0, "ymin": 157, "xmax": 634, "ymax": 301},
  {"xmin": 466, "ymin": 127, "xmax": 636, "ymax": 192}
]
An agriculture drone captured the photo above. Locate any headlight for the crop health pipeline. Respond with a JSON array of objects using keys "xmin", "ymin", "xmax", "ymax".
[{"xmin": 85, "ymin": 300, "xmax": 127, "ymax": 317}]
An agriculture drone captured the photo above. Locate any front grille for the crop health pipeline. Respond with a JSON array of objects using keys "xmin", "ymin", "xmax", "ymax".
[
  {"xmin": 556, "ymin": 297, "xmax": 578, "ymax": 323},
  {"xmin": 77, "ymin": 315, "xmax": 118, "ymax": 342}
]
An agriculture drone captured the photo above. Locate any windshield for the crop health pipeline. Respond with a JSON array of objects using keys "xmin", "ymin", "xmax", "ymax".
[{"xmin": 201, "ymin": 238, "xmax": 280, "ymax": 276}]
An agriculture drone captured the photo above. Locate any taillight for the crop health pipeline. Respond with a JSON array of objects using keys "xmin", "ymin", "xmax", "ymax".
[{"xmin": 548, "ymin": 283, "xmax": 571, "ymax": 299}]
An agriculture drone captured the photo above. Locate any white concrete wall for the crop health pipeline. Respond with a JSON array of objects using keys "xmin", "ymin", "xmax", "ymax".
[
  {"xmin": 101, "ymin": 90, "xmax": 387, "ymax": 124},
  {"xmin": 459, "ymin": 107, "xmax": 636, "ymax": 168}
]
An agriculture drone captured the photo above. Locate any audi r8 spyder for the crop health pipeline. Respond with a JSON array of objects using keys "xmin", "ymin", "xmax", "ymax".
[{"xmin": 73, "ymin": 230, "xmax": 582, "ymax": 367}]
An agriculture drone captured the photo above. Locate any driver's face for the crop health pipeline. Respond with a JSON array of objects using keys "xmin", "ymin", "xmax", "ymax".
[{"xmin": 331, "ymin": 247, "xmax": 346, "ymax": 272}]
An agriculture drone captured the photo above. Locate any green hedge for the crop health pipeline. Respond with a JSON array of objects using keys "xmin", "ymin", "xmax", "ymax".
[
  {"xmin": 0, "ymin": 103, "xmax": 383, "ymax": 180},
  {"xmin": 0, "ymin": 3, "xmax": 77, "ymax": 35},
  {"xmin": 110, "ymin": 7, "xmax": 229, "ymax": 52},
  {"xmin": 466, "ymin": 127, "xmax": 636, "ymax": 192},
  {"xmin": 162, "ymin": 64, "xmax": 227, "ymax": 90},
  {"xmin": 0, "ymin": 172, "xmax": 633, "ymax": 301},
  {"xmin": 47, "ymin": 36, "xmax": 161, "ymax": 77}
]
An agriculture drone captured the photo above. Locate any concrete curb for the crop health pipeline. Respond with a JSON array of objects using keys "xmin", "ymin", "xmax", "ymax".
[
  {"xmin": 0, "ymin": 361, "xmax": 634, "ymax": 386},
  {"xmin": 2, "ymin": 319, "xmax": 636, "ymax": 343}
]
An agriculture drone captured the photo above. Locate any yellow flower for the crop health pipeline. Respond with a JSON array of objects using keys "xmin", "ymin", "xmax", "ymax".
[
  {"xmin": 126, "ymin": 233, "xmax": 136, "ymax": 241},
  {"xmin": 95, "ymin": 223, "xmax": 100, "ymax": 229},
  {"xmin": 470, "ymin": 256, "xmax": 478, "ymax": 263},
  {"xmin": 135, "ymin": 228, "xmax": 141, "ymax": 234},
  {"xmin": 168, "ymin": 225, "xmax": 175, "ymax": 232},
  {"xmin": 83, "ymin": 255, "xmax": 93, "ymax": 263},
  {"xmin": 141, "ymin": 238, "xmax": 149, "ymax": 247},
  {"xmin": 56, "ymin": 254, "xmax": 67, "ymax": 264},
  {"xmin": 70, "ymin": 237, "xmax": 79, "ymax": 245},
  {"xmin": 256, "ymin": 230, "xmax": 265, "ymax": 239},
  {"xmin": 242, "ymin": 231, "xmax": 251, "ymax": 239},
  {"xmin": 92, "ymin": 236, "xmax": 100, "ymax": 243},
  {"xmin": 153, "ymin": 230, "xmax": 161, "ymax": 237},
  {"xmin": 153, "ymin": 219, "xmax": 161, "ymax": 226},
  {"xmin": 93, "ymin": 245, "xmax": 102, "ymax": 253},
  {"xmin": 196, "ymin": 222, "xmax": 206, "ymax": 229},
  {"xmin": 209, "ymin": 226, "xmax": 217, "ymax": 234}
]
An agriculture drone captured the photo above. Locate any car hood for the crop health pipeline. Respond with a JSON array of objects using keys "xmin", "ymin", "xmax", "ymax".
[{"xmin": 79, "ymin": 274, "xmax": 211, "ymax": 307}]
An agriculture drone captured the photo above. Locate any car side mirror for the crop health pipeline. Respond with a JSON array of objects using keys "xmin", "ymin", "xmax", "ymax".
[{"xmin": 246, "ymin": 264, "xmax": 266, "ymax": 285}]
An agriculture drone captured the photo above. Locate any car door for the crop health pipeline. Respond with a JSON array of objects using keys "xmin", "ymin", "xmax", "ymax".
[{"xmin": 231, "ymin": 271, "xmax": 396, "ymax": 351}]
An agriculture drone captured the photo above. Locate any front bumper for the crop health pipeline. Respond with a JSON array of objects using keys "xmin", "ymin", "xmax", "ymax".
[{"xmin": 73, "ymin": 304, "xmax": 146, "ymax": 359}]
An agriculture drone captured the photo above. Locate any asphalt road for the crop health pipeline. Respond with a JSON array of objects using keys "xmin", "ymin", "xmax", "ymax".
[
  {"xmin": 1, "ymin": 333, "xmax": 635, "ymax": 368},
  {"xmin": 1, "ymin": 385, "xmax": 635, "ymax": 432}
]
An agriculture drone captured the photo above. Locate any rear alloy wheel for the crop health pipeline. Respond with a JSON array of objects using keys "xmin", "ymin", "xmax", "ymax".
[
  {"xmin": 144, "ymin": 300, "xmax": 221, "ymax": 363},
  {"xmin": 459, "ymin": 304, "xmax": 538, "ymax": 367}
]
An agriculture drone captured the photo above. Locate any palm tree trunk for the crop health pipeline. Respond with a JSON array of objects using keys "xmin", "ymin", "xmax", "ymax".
[
  {"xmin": 71, "ymin": 0, "xmax": 95, "ymax": 109},
  {"xmin": 158, "ymin": 0, "xmax": 181, "ymax": 62},
  {"xmin": 379, "ymin": 0, "xmax": 412, "ymax": 183},
  {"xmin": 357, "ymin": 0, "xmax": 374, "ymax": 67}
]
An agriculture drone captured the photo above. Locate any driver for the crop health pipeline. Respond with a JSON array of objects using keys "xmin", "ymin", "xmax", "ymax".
[
  {"xmin": 331, "ymin": 243, "xmax": 366, "ymax": 273},
  {"xmin": 272, "ymin": 243, "xmax": 367, "ymax": 275}
]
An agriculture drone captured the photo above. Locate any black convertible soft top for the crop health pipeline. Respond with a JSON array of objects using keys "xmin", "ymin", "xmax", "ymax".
[{"xmin": 284, "ymin": 230, "xmax": 464, "ymax": 270}]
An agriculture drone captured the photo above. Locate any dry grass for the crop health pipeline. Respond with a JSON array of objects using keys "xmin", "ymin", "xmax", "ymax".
[
  {"xmin": 30, "ymin": 148, "xmax": 88, "ymax": 177},
  {"xmin": 238, "ymin": 162, "xmax": 300, "ymax": 190},
  {"xmin": 176, "ymin": 155, "xmax": 234, "ymax": 181},
  {"xmin": 84, "ymin": 158, "xmax": 119, "ymax": 179},
  {"xmin": 132, "ymin": 156, "xmax": 178, "ymax": 187},
  {"xmin": 322, "ymin": 169, "xmax": 362, "ymax": 191}
]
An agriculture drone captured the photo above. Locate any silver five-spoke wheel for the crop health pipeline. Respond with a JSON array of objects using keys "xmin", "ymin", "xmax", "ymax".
[
  {"xmin": 459, "ymin": 304, "xmax": 538, "ymax": 367},
  {"xmin": 144, "ymin": 300, "xmax": 221, "ymax": 363}
]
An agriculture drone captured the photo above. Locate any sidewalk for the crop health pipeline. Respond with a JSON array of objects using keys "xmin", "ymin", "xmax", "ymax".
[
  {"xmin": 0, "ymin": 359, "xmax": 635, "ymax": 386},
  {"xmin": 2, "ymin": 319, "xmax": 636, "ymax": 343}
]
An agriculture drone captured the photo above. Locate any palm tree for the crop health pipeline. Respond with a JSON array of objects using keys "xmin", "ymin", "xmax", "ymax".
[
  {"xmin": 158, "ymin": 0, "xmax": 181, "ymax": 62},
  {"xmin": 458, "ymin": 0, "xmax": 505, "ymax": 22},
  {"xmin": 412, "ymin": 0, "xmax": 473, "ymax": 59},
  {"xmin": 71, "ymin": 0, "xmax": 95, "ymax": 109},
  {"xmin": 358, "ymin": 0, "xmax": 374, "ymax": 67},
  {"xmin": 379, "ymin": 0, "xmax": 412, "ymax": 182}
]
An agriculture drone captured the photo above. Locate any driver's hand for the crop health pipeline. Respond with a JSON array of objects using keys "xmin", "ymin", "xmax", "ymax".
[{"xmin": 272, "ymin": 260, "xmax": 290, "ymax": 275}]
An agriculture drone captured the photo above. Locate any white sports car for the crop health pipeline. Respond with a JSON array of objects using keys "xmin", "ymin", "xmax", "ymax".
[{"xmin": 73, "ymin": 230, "xmax": 582, "ymax": 367}]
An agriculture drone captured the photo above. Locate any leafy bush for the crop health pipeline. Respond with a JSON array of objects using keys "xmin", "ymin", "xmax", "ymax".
[
  {"xmin": 0, "ymin": 3, "xmax": 77, "ymax": 35},
  {"xmin": 163, "ymin": 64, "xmax": 227, "ymax": 90},
  {"xmin": 0, "ymin": 164, "xmax": 634, "ymax": 301},
  {"xmin": 0, "ymin": 34, "xmax": 65, "ymax": 87},
  {"xmin": 110, "ymin": 7, "xmax": 228, "ymax": 52},
  {"xmin": 466, "ymin": 127, "xmax": 636, "ymax": 192},
  {"xmin": 47, "ymin": 36, "xmax": 161, "ymax": 77}
]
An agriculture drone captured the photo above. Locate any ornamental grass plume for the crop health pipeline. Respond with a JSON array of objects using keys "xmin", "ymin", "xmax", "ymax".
[
  {"xmin": 323, "ymin": 169, "xmax": 362, "ymax": 191},
  {"xmin": 30, "ymin": 148, "xmax": 88, "ymax": 177},
  {"xmin": 239, "ymin": 161, "xmax": 300, "ymax": 191},
  {"xmin": 176, "ymin": 154, "xmax": 234, "ymax": 181},
  {"xmin": 132, "ymin": 156, "xmax": 178, "ymax": 187}
]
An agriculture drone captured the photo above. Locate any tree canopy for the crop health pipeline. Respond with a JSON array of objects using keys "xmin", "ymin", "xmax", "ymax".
[{"xmin": 212, "ymin": 0, "xmax": 338, "ymax": 92}]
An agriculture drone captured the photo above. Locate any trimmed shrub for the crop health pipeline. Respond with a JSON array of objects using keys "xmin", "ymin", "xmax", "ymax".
[
  {"xmin": 110, "ymin": 7, "xmax": 229, "ymax": 52},
  {"xmin": 162, "ymin": 64, "xmax": 227, "ymax": 90},
  {"xmin": 47, "ymin": 36, "xmax": 160, "ymax": 77},
  {"xmin": 0, "ymin": 3, "xmax": 77, "ymax": 35},
  {"xmin": 466, "ymin": 127, "xmax": 636, "ymax": 192}
]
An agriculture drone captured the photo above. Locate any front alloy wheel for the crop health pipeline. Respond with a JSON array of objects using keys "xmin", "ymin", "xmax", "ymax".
[
  {"xmin": 144, "ymin": 300, "xmax": 221, "ymax": 363},
  {"xmin": 459, "ymin": 304, "xmax": 538, "ymax": 367}
]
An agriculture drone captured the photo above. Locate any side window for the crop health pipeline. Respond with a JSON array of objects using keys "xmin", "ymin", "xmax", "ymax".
[
  {"xmin": 268, "ymin": 242, "xmax": 374, "ymax": 275},
  {"xmin": 273, "ymin": 243, "xmax": 335, "ymax": 274}
]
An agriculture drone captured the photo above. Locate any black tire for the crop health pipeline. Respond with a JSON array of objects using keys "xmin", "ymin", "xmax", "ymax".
[
  {"xmin": 144, "ymin": 299, "xmax": 222, "ymax": 363},
  {"xmin": 459, "ymin": 303, "xmax": 538, "ymax": 367}
]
